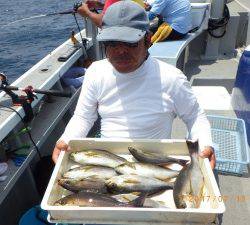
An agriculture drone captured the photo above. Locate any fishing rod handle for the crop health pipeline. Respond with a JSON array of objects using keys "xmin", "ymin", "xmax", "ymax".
[
  {"xmin": 33, "ymin": 89, "xmax": 72, "ymax": 98},
  {"xmin": 2, "ymin": 86, "xmax": 72, "ymax": 98},
  {"xmin": 2, "ymin": 85, "xmax": 19, "ymax": 91}
]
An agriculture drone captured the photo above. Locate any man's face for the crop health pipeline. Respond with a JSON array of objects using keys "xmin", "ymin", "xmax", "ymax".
[{"xmin": 104, "ymin": 37, "xmax": 148, "ymax": 73}]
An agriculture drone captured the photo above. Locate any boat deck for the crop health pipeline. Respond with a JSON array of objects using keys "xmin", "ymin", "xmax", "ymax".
[{"xmin": 186, "ymin": 57, "xmax": 239, "ymax": 93}]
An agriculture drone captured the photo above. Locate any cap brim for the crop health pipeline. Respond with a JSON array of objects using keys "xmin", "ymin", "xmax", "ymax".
[{"xmin": 97, "ymin": 26, "xmax": 146, "ymax": 43}]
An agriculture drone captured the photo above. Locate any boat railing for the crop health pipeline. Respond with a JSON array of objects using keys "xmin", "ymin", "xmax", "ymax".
[
  {"xmin": 0, "ymin": 26, "xmax": 96, "ymax": 143},
  {"xmin": 0, "ymin": 18, "xmax": 98, "ymax": 209}
]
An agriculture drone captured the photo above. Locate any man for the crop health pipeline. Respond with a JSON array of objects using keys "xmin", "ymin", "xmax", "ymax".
[
  {"xmin": 77, "ymin": 0, "xmax": 144, "ymax": 27},
  {"xmin": 52, "ymin": 1, "xmax": 215, "ymax": 169},
  {"xmin": 147, "ymin": 0, "xmax": 192, "ymax": 43}
]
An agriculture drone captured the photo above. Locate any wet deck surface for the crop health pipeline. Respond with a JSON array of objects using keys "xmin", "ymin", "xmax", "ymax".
[{"xmin": 186, "ymin": 58, "xmax": 239, "ymax": 93}]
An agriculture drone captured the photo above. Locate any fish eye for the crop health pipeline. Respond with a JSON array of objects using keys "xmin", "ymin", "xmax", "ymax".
[
  {"xmin": 60, "ymin": 199, "xmax": 66, "ymax": 205},
  {"xmin": 181, "ymin": 202, "xmax": 187, "ymax": 208},
  {"xmin": 111, "ymin": 183, "xmax": 117, "ymax": 189}
]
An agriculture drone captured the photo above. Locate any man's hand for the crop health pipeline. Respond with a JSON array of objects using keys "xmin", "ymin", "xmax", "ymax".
[
  {"xmin": 52, "ymin": 140, "xmax": 70, "ymax": 164},
  {"xmin": 200, "ymin": 146, "xmax": 216, "ymax": 169},
  {"xmin": 77, "ymin": 3, "xmax": 91, "ymax": 18},
  {"xmin": 86, "ymin": 0, "xmax": 104, "ymax": 10},
  {"xmin": 144, "ymin": 3, "xmax": 151, "ymax": 11}
]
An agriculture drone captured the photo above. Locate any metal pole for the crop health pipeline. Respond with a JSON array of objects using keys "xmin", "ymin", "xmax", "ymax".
[
  {"xmin": 84, "ymin": 17, "xmax": 101, "ymax": 60},
  {"xmin": 247, "ymin": 12, "xmax": 250, "ymax": 46},
  {"xmin": 91, "ymin": 21, "xmax": 101, "ymax": 60},
  {"xmin": 204, "ymin": 0, "xmax": 227, "ymax": 59},
  {"xmin": 84, "ymin": 17, "xmax": 92, "ymax": 39}
]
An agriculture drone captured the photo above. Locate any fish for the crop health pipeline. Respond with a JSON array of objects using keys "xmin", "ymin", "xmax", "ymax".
[
  {"xmin": 112, "ymin": 193, "xmax": 168, "ymax": 208},
  {"xmin": 128, "ymin": 147, "xmax": 189, "ymax": 166},
  {"xmin": 54, "ymin": 191, "xmax": 146, "ymax": 207},
  {"xmin": 58, "ymin": 178, "xmax": 107, "ymax": 193},
  {"xmin": 111, "ymin": 192, "xmax": 141, "ymax": 203},
  {"xmin": 69, "ymin": 149, "xmax": 127, "ymax": 168},
  {"xmin": 161, "ymin": 163, "xmax": 183, "ymax": 172},
  {"xmin": 173, "ymin": 140, "xmax": 205, "ymax": 208},
  {"xmin": 115, "ymin": 162, "xmax": 179, "ymax": 181},
  {"xmin": 105, "ymin": 174, "xmax": 173, "ymax": 195},
  {"xmin": 62, "ymin": 165, "xmax": 117, "ymax": 180}
]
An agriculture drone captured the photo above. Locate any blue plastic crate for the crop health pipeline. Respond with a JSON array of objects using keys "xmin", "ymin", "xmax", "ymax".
[{"xmin": 207, "ymin": 115, "xmax": 250, "ymax": 175}]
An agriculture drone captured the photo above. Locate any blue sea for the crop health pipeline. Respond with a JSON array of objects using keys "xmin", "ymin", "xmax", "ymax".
[{"xmin": 0, "ymin": 0, "xmax": 85, "ymax": 83}]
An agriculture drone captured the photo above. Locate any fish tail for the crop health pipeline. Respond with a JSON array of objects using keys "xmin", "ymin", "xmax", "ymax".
[
  {"xmin": 186, "ymin": 140, "xmax": 199, "ymax": 155},
  {"xmin": 128, "ymin": 147, "xmax": 138, "ymax": 158},
  {"xmin": 130, "ymin": 192, "xmax": 147, "ymax": 207},
  {"xmin": 178, "ymin": 159, "xmax": 189, "ymax": 166},
  {"xmin": 128, "ymin": 147, "xmax": 135, "ymax": 152}
]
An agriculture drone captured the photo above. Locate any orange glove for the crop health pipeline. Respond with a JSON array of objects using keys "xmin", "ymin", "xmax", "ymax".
[{"xmin": 151, "ymin": 22, "xmax": 172, "ymax": 43}]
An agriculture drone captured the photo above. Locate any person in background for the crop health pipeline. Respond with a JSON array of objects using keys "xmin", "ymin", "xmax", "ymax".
[
  {"xmin": 77, "ymin": 0, "xmax": 145, "ymax": 28},
  {"xmin": 61, "ymin": 58, "xmax": 93, "ymax": 89},
  {"xmin": 147, "ymin": 0, "xmax": 192, "ymax": 43},
  {"xmin": 61, "ymin": 31, "xmax": 93, "ymax": 89},
  {"xmin": 52, "ymin": 1, "xmax": 215, "ymax": 169},
  {"xmin": 61, "ymin": 67, "xmax": 86, "ymax": 89}
]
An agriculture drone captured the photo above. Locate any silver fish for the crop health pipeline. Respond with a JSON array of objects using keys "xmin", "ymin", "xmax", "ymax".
[
  {"xmin": 63, "ymin": 165, "xmax": 117, "ymax": 180},
  {"xmin": 69, "ymin": 149, "xmax": 127, "ymax": 168},
  {"xmin": 54, "ymin": 191, "xmax": 146, "ymax": 207},
  {"xmin": 111, "ymin": 192, "xmax": 141, "ymax": 203},
  {"xmin": 173, "ymin": 140, "xmax": 205, "ymax": 208},
  {"xmin": 115, "ymin": 162, "xmax": 179, "ymax": 181},
  {"xmin": 105, "ymin": 174, "xmax": 173, "ymax": 194},
  {"xmin": 112, "ymin": 193, "xmax": 168, "ymax": 208},
  {"xmin": 58, "ymin": 178, "xmax": 107, "ymax": 193},
  {"xmin": 128, "ymin": 147, "xmax": 188, "ymax": 166}
]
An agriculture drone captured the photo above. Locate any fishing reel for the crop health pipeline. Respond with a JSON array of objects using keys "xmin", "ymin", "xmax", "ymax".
[
  {"xmin": 0, "ymin": 73, "xmax": 36, "ymax": 104},
  {"xmin": 0, "ymin": 73, "xmax": 8, "ymax": 87},
  {"xmin": 58, "ymin": 1, "xmax": 101, "ymax": 15},
  {"xmin": 46, "ymin": 1, "xmax": 82, "ymax": 16},
  {"xmin": 0, "ymin": 72, "xmax": 72, "ymax": 123},
  {"xmin": 72, "ymin": 1, "xmax": 101, "ymax": 14},
  {"xmin": 74, "ymin": 2, "xmax": 83, "ymax": 12},
  {"xmin": 0, "ymin": 73, "xmax": 36, "ymax": 122},
  {"xmin": 45, "ymin": 1, "xmax": 101, "ymax": 16}
]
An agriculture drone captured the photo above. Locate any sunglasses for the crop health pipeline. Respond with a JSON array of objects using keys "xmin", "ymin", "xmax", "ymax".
[{"xmin": 102, "ymin": 41, "xmax": 139, "ymax": 48}]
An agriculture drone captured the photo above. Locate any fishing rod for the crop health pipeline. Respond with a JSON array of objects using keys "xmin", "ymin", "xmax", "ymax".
[
  {"xmin": 1, "ymin": 2, "xmax": 84, "ymax": 28},
  {"xmin": 46, "ymin": 1, "xmax": 97, "ymax": 59},
  {"xmin": 2, "ymin": 1, "xmax": 102, "ymax": 28},
  {"xmin": 0, "ymin": 73, "xmax": 72, "ymax": 122},
  {"xmin": 2, "ymin": 85, "xmax": 72, "ymax": 98},
  {"xmin": 45, "ymin": 2, "xmax": 83, "ymax": 16},
  {"xmin": 2, "ymin": 1, "xmax": 95, "ymax": 58},
  {"xmin": 44, "ymin": 1, "xmax": 101, "ymax": 17}
]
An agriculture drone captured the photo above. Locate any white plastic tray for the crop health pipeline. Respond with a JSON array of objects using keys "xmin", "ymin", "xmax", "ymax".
[{"xmin": 41, "ymin": 138, "xmax": 225, "ymax": 224}]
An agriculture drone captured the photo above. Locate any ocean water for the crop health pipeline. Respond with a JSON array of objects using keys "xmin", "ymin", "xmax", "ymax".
[{"xmin": 0, "ymin": 0, "xmax": 85, "ymax": 83}]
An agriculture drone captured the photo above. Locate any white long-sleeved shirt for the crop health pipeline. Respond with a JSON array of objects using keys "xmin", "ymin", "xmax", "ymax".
[{"xmin": 60, "ymin": 56, "xmax": 212, "ymax": 149}]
